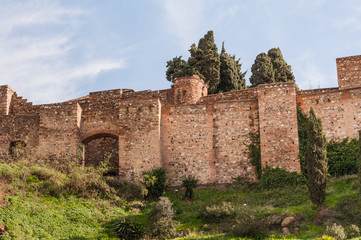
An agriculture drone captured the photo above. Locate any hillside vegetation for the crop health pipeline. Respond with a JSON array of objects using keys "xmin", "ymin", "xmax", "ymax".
[{"xmin": 0, "ymin": 141, "xmax": 360, "ymax": 239}]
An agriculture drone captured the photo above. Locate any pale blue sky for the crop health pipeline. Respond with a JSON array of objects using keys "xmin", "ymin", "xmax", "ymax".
[{"xmin": 1, "ymin": 0, "xmax": 360, "ymax": 104}]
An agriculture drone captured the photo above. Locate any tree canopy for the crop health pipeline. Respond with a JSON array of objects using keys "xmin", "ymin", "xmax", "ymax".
[
  {"xmin": 165, "ymin": 56, "xmax": 189, "ymax": 84},
  {"xmin": 188, "ymin": 31, "xmax": 220, "ymax": 94},
  {"xmin": 249, "ymin": 53, "xmax": 275, "ymax": 86},
  {"xmin": 165, "ymin": 30, "xmax": 246, "ymax": 94},
  {"xmin": 217, "ymin": 42, "xmax": 246, "ymax": 92},
  {"xmin": 250, "ymin": 48, "xmax": 295, "ymax": 87}
]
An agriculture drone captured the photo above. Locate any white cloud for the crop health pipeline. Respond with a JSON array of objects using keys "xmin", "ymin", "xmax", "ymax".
[{"xmin": 0, "ymin": 0, "xmax": 126, "ymax": 104}]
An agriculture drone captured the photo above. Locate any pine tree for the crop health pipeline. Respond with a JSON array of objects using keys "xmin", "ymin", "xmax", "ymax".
[
  {"xmin": 165, "ymin": 56, "xmax": 189, "ymax": 84},
  {"xmin": 217, "ymin": 42, "xmax": 246, "ymax": 93},
  {"xmin": 267, "ymin": 48, "xmax": 295, "ymax": 83},
  {"xmin": 306, "ymin": 108, "xmax": 328, "ymax": 206},
  {"xmin": 188, "ymin": 30, "xmax": 220, "ymax": 94},
  {"xmin": 249, "ymin": 53, "xmax": 275, "ymax": 87}
]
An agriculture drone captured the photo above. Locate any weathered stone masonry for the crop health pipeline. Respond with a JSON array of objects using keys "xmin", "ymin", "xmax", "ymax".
[{"xmin": 2, "ymin": 55, "xmax": 361, "ymax": 185}]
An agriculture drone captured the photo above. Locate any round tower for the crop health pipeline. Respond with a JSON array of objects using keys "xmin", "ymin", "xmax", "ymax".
[{"xmin": 173, "ymin": 75, "xmax": 207, "ymax": 104}]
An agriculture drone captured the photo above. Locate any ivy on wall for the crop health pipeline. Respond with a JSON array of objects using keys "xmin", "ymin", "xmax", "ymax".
[{"xmin": 248, "ymin": 131, "xmax": 261, "ymax": 179}]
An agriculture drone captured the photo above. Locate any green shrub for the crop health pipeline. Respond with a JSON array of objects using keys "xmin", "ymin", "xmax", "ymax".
[
  {"xmin": 345, "ymin": 224, "xmax": 360, "ymax": 239},
  {"xmin": 325, "ymin": 223, "xmax": 346, "ymax": 240},
  {"xmin": 327, "ymin": 138, "xmax": 359, "ymax": 177},
  {"xmin": 30, "ymin": 165, "xmax": 58, "ymax": 181},
  {"xmin": 0, "ymin": 164, "xmax": 16, "ymax": 183},
  {"xmin": 151, "ymin": 216, "xmax": 179, "ymax": 239},
  {"xmin": 26, "ymin": 174, "xmax": 40, "ymax": 184},
  {"xmin": 149, "ymin": 197, "xmax": 179, "ymax": 239},
  {"xmin": 142, "ymin": 168, "xmax": 167, "ymax": 200},
  {"xmin": 127, "ymin": 200, "xmax": 145, "ymax": 211},
  {"xmin": 105, "ymin": 177, "xmax": 142, "ymax": 200},
  {"xmin": 65, "ymin": 166, "xmax": 114, "ymax": 199},
  {"xmin": 258, "ymin": 165, "xmax": 306, "ymax": 190},
  {"xmin": 112, "ymin": 217, "xmax": 145, "ymax": 240},
  {"xmin": 199, "ymin": 202, "xmax": 237, "ymax": 222},
  {"xmin": 182, "ymin": 175, "xmax": 198, "ymax": 201},
  {"xmin": 231, "ymin": 215, "xmax": 267, "ymax": 239},
  {"xmin": 248, "ymin": 131, "xmax": 262, "ymax": 179},
  {"xmin": 150, "ymin": 196, "xmax": 175, "ymax": 221}
]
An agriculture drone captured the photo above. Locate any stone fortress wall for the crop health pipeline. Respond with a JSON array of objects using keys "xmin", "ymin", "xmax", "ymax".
[{"xmin": 1, "ymin": 55, "xmax": 361, "ymax": 185}]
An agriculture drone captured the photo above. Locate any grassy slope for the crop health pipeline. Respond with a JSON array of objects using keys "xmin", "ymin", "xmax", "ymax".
[
  {"xmin": 0, "ymin": 161, "xmax": 128, "ymax": 240},
  {"xmin": 167, "ymin": 176, "xmax": 360, "ymax": 239},
  {"xmin": 0, "ymin": 160, "xmax": 360, "ymax": 240}
]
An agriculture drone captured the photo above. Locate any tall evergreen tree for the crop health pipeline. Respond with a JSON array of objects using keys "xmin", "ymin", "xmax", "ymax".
[
  {"xmin": 217, "ymin": 42, "xmax": 246, "ymax": 93},
  {"xmin": 165, "ymin": 30, "xmax": 247, "ymax": 93},
  {"xmin": 267, "ymin": 48, "xmax": 295, "ymax": 83},
  {"xmin": 249, "ymin": 53, "xmax": 275, "ymax": 87},
  {"xmin": 165, "ymin": 56, "xmax": 189, "ymax": 84},
  {"xmin": 188, "ymin": 30, "xmax": 220, "ymax": 94},
  {"xmin": 306, "ymin": 108, "xmax": 328, "ymax": 206}
]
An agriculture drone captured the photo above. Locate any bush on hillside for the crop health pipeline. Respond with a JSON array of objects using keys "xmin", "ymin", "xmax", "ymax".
[
  {"xmin": 142, "ymin": 168, "xmax": 167, "ymax": 201},
  {"xmin": 111, "ymin": 216, "xmax": 145, "ymax": 240},
  {"xmin": 345, "ymin": 224, "xmax": 360, "ymax": 239},
  {"xmin": 65, "ymin": 166, "xmax": 114, "ymax": 199},
  {"xmin": 231, "ymin": 215, "xmax": 267, "ymax": 239},
  {"xmin": 258, "ymin": 166, "xmax": 306, "ymax": 190},
  {"xmin": 327, "ymin": 138, "xmax": 359, "ymax": 177},
  {"xmin": 149, "ymin": 197, "xmax": 179, "ymax": 239},
  {"xmin": 199, "ymin": 202, "xmax": 237, "ymax": 222},
  {"xmin": 182, "ymin": 175, "xmax": 198, "ymax": 201},
  {"xmin": 105, "ymin": 177, "xmax": 142, "ymax": 200},
  {"xmin": 325, "ymin": 223, "xmax": 346, "ymax": 240}
]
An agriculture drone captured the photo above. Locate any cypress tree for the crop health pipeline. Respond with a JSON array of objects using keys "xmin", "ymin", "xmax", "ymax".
[
  {"xmin": 165, "ymin": 56, "xmax": 189, "ymax": 84},
  {"xmin": 306, "ymin": 108, "xmax": 328, "ymax": 206},
  {"xmin": 217, "ymin": 42, "xmax": 246, "ymax": 93},
  {"xmin": 165, "ymin": 30, "xmax": 247, "ymax": 93},
  {"xmin": 188, "ymin": 30, "xmax": 220, "ymax": 94},
  {"xmin": 267, "ymin": 48, "xmax": 295, "ymax": 83},
  {"xmin": 249, "ymin": 53, "xmax": 275, "ymax": 87}
]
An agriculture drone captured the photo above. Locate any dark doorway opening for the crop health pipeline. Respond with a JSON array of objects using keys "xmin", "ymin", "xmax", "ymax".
[{"xmin": 82, "ymin": 134, "xmax": 119, "ymax": 176}]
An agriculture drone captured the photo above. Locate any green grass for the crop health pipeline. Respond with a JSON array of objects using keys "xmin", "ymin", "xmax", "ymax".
[
  {"xmin": 0, "ymin": 193, "xmax": 123, "ymax": 239},
  {"xmin": 0, "ymin": 161, "xmax": 129, "ymax": 240},
  {"xmin": 166, "ymin": 176, "xmax": 361, "ymax": 239},
  {"xmin": 0, "ymin": 158, "xmax": 361, "ymax": 239}
]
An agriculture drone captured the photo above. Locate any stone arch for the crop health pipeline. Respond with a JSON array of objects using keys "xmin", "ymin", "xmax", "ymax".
[{"xmin": 81, "ymin": 131, "xmax": 119, "ymax": 175}]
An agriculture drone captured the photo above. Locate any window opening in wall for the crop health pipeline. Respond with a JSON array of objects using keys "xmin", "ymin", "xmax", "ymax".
[
  {"xmin": 9, "ymin": 141, "xmax": 26, "ymax": 157},
  {"xmin": 82, "ymin": 134, "xmax": 119, "ymax": 176}
]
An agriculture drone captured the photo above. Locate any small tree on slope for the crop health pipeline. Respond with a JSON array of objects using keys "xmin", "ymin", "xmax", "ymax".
[{"xmin": 306, "ymin": 107, "xmax": 328, "ymax": 205}]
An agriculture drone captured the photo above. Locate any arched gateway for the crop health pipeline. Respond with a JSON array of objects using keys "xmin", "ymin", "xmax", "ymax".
[{"xmin": 81, "ymin": 131, "xmax": 119, "ymax": 175}]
